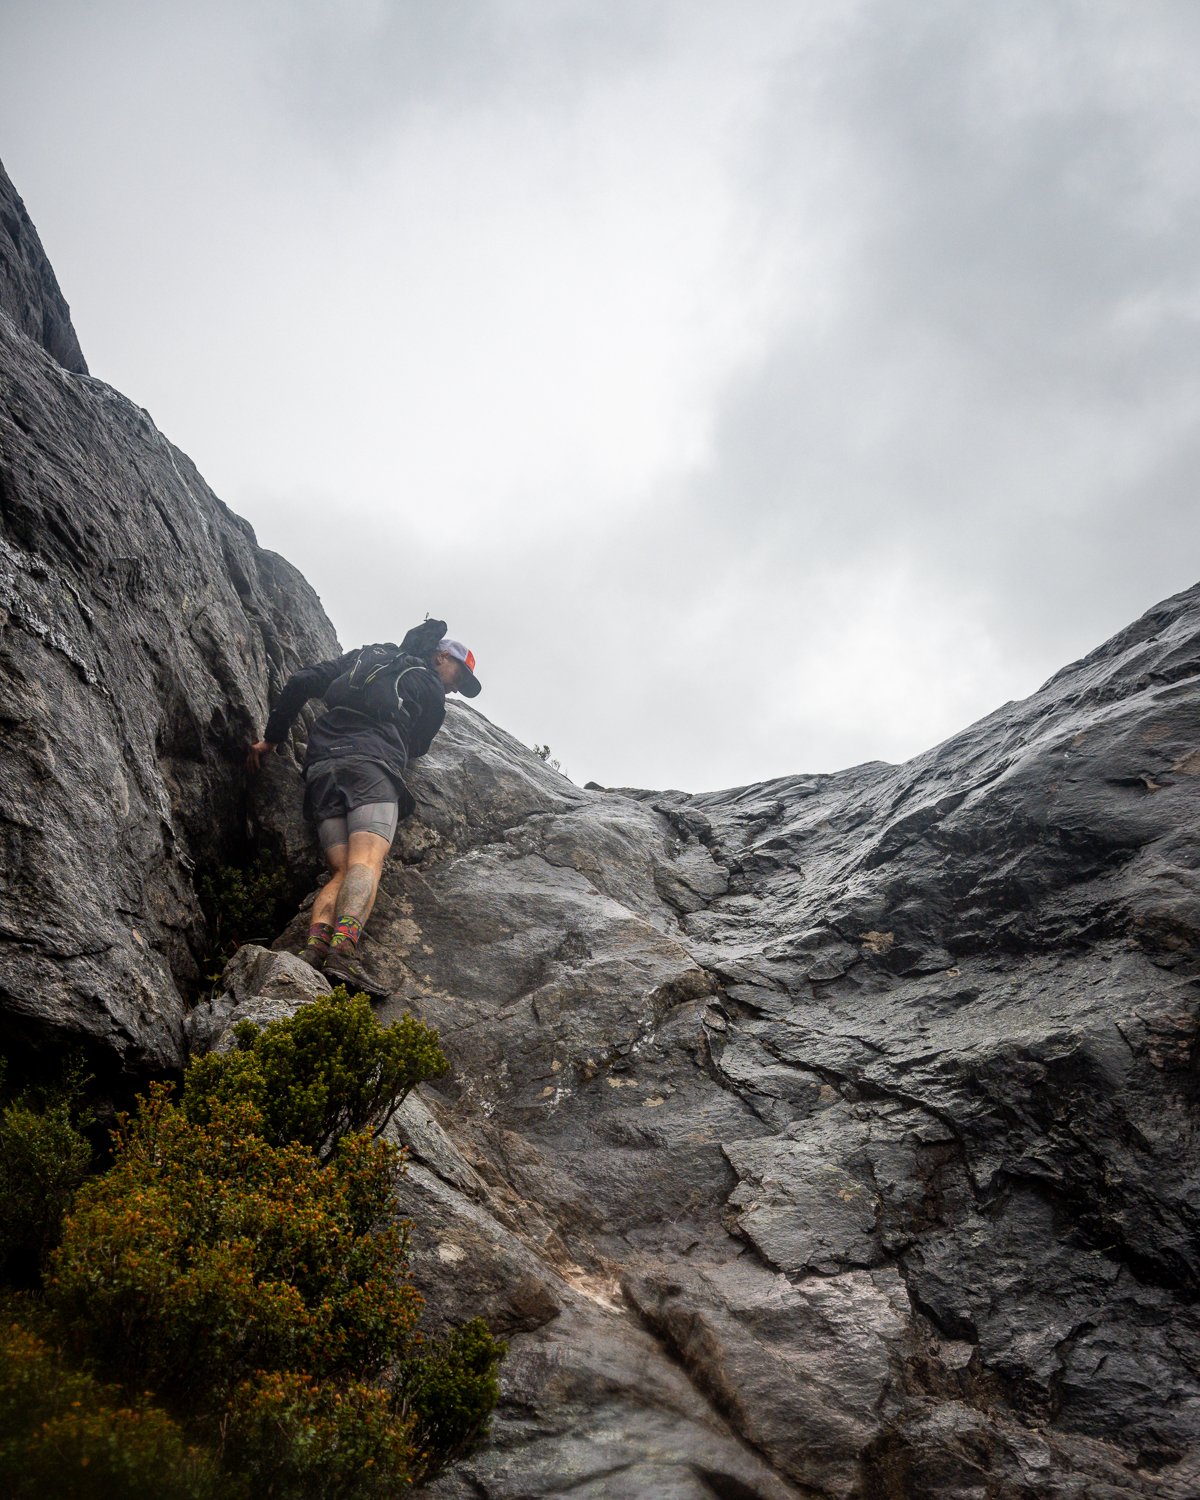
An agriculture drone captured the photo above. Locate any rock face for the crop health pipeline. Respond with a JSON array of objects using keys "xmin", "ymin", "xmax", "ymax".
[
  {"xmin": 3, "ymin": 167, "xmax": 1200, "ymax": 1496},
  {"xmin": 0, "ymin": 190, "xmax": 336, "ymax": 1068},
  {"xmin": 302, "ymin": 601, "xmax": 1197, "ymax": 1500}
]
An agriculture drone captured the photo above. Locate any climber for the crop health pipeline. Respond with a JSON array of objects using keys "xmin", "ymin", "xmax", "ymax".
[{"xmin": 245, "ymin": 619, "xmax": 480, "ymax": 993}]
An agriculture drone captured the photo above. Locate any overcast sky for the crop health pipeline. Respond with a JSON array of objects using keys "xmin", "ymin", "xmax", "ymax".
[{"xmin": 3, "ymin": 1, "xmax": 1198, "ymax": 791}]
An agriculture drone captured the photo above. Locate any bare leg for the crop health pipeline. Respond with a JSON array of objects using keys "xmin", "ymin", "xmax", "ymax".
[
  {"xmin": 312, "ymin": 843, "xmax": 349, "ymax": 928},
  {"xmin": 323, "ymin": 831, "xmax": 393, "ymax": 993},
  {"xmin": 334, "ymin": 830, "xmax": 392, "ymax": 928}
]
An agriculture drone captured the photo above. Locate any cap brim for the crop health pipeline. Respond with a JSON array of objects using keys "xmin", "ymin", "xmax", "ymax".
[{"xmin": 459, "ymin": 666, "xmax": 482, "ymax": 698}]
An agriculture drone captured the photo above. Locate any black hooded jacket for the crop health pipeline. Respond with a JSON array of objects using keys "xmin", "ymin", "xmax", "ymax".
[{"xmin": 264, "ymin": 648, "xmax": 446, "ymax": 785}]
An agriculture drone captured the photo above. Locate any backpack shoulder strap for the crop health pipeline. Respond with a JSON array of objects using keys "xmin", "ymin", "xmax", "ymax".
[{"xmin": 348, "ymin": 642, "xmax": 402, "ymax": 688}]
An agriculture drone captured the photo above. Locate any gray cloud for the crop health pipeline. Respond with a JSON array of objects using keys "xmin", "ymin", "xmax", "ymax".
[
  {"xmin": 3, "ymin": 0, "xmax": 1198, "ymax": 791},
  {"xmin": 684, "ymin": 1, "xmax": 1200, "ymax": 672},
  {"xmin": 271, "ymin": 0, "xmax": 670, "ymax": 144}
]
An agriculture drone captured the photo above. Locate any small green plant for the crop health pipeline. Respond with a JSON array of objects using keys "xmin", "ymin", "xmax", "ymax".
[
  {"xmin": 0, "ymin": 1061, "xmax": 93, "ymax": 1286},
  {"xmin": 532, "ymin": 743, "xmax": 565, "ymax": 773},
  {"xmin": 198, "ymin": 851, "xmax": 293, "ymax": 962},
  {"xmin": 182, "ymin": 986, "xmax": 449, "ymax": 1158},
  {"xmin": 0, "ymin": 1305, "xmax": 226, "ymax": 1500}
]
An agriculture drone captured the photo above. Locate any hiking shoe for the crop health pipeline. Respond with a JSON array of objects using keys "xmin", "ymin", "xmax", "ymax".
[
  {"xmin": 322, "ymin": 948, "xmax": 389, "ymax": 1003},
  {"xmin": 297, "ymin": 945, "xmax": 328, "ymax": 971}
]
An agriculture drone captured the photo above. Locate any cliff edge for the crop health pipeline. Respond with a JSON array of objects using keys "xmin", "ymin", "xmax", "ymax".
[{"xmin": 0, "ymin": 158, "xmax": 87, "ymax": 375}]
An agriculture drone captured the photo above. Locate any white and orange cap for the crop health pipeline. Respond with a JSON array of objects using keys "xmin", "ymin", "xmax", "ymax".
[{"xmin": 437, "ymin": 638, "xmax": 481, "ymax": 697}]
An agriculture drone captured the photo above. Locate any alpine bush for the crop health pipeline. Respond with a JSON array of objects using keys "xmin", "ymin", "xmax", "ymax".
[
  {"xmin": 181, "ymin": 985, "xmax": 449, "ymax": 1158},
  {"xmin": 50, "ymin": 1089, "xmax": 423, "ymax": 1407},
  {"xmin": 0, "ymin": 1063, "xmax": 92, "ymax": 1285},
  {"xmin": 35, "ymin": 990, "xmax": 503, "ymax": 1494},
  {"xmin": 401, "ymin": 1317, "xmax": 506, "ymax": 1478},
  {"xmin": 224, "ymin": 1370, "xmax": 417, "ymax": 1500},
  {"xmin": 0, "ymin": 1307, "xmax": 226, "ymax": 1500}
]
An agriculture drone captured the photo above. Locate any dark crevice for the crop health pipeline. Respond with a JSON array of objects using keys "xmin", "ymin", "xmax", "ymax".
[{"xmin": 691, "ymin": 1464, "xmax": 815, "ymax": 1500}]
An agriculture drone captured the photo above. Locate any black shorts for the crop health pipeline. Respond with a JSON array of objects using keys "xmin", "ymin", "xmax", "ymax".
[{"xmin": 303, "ymin": 757, "xmax": 402, "ymax": 826}]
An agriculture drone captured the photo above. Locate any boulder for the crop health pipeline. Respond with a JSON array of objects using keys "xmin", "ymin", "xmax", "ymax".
[{"xmin": 359, "ymin": 600, "xmax": 1199, "ymax": 1496}]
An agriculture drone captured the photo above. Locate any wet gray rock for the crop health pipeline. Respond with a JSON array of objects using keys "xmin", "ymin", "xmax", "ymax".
[
  {"xmin": 3, "ymin": 162, "xmax": 1199, "ymax": 1495},
  {"xmin": 346, "ymin": 583, "xmax": 1197, "ymax": 1498},
  {"xmin": 186, "ymin": 942, "xmax": 331, "ymax": 1052},
  {"xmin": 0, "ymin": 218, "xmax": 335, "ymax": 1068},
  {"xmin": 626, "ymin": 1259, "xmax": 912, "ymax": 1496}
]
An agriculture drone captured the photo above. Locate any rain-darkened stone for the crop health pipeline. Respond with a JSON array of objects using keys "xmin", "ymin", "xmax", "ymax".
[{"xmin": 0, "ymin": 237, "xmax": 335, "ymax": 1067}]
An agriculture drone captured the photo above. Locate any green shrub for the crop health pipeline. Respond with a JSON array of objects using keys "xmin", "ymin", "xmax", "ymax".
[
  {"xmin": 0, "ymin": 1307, "xmax": 227, "ymax": 1500},
  {"xmin": 26, "ymin": 994, "xmax": 500, "ymax": 1495},
  {"xmin": 0, "ymin": 1064, "xmax": 93, "ymax": 1285},
  {"xmin": 50, "ymin": 1089, "xmax": 422, "ymax": 1408},
  {"xmin": 199, "ymin": 852, "xmax": 294, "ymax": 962},
  {"xmin": 182, "ymin": 986, "xmax": 448, "ymax": 1158},
  {"xmin": 225, "ymin": 1370, "xmax": 416, "ymax": 1500},
  {"xmin": 401, "ymin": 1317, "xmax": 506, "ymax": 1477}
]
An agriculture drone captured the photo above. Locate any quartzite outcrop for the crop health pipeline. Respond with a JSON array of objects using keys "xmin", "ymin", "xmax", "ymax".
[{"xmin": 2, "ymin": 160, "xmax": 1199, "ymax": 1498}]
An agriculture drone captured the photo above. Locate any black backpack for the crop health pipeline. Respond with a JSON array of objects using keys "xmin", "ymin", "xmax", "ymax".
[{"xmin": 325, "ymin": 618, "xmax": 447, "ymax": 726}]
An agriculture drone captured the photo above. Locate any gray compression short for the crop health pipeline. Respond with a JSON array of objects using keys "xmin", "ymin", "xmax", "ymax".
[{"xmin": 317, "ymin": 800, "xmax": 400, "ymax": 851}]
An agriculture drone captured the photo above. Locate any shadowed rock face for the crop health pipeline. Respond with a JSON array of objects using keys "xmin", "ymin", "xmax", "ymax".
[
  {"xmin": 3, "ymin": 168, "xmax": 1200, "ymax": 1496},
  {"xmin": 0, "ymin": 216, "xmax": 336, "ymax": 1067}
]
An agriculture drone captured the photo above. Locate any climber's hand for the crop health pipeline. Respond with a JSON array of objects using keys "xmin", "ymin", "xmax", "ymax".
[{"xmin": 246, "ymin": 740, "xmax": 275, "ymax": 772}]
